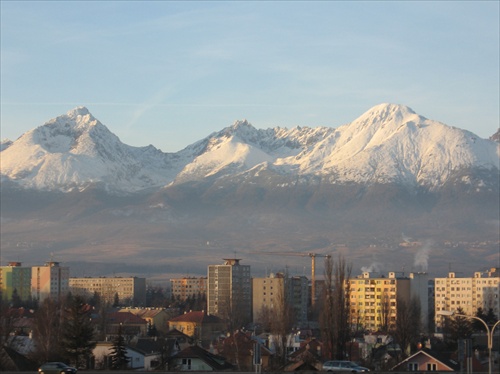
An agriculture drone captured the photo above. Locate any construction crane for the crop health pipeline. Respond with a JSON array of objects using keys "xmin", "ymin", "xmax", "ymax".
[{"xmin": 251, "ymin": 251, "xmax": 331, "ymax": 307}]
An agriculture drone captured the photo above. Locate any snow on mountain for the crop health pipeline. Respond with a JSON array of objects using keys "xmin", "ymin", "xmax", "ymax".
[
  {"xmin": 1, "ymin": 104, "xmax": 498, "ymax": 193},
  {"xmin": 0, "ymin": 107, "xmax": 189, "ymax": 193},
  {"xmin": 278, "ymin": 103, "xmax": 500, "ymax": 187},
  {"xmin": 174, "ymin": 103, "xmax": 499, "ymax": 189}
]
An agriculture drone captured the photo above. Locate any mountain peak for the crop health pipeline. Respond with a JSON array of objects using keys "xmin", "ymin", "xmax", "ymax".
[
  {"xmin": 66, "ymin": 106, "xmax": 91, "ymax": 118},
  {"xmin": 359, "ymin": 103, "xmax": 417, "ymax": 122}
]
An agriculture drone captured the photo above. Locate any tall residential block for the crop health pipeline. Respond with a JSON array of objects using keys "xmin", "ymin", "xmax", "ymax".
[
  {"xmin": 0, "ymin": 262, "xmax": 32, "ymax": 301},
  {"xmin": 253, "ymin": 273, "xmax": 285, "ymax": 323},
  {"xmin": 69, "ymin": 276, "xmax": 147, "ymax": 306},
  {"xmin": 31, "ymin": 261, "xmax": 70, "ymax": 301},
  {"xmin": 207, "ymin": 259, "xmax": 251, "ymax": 324},
  {"xmin": 348, "ymin": 271, "xmax": 411, "ymax": 332},
  {"xmin": 434, "ymin": 268, "xmax": 500, "ymax": 331},
  {"xmin": 253, "ymin": 273, "xmax": 309, "ymax": 324},
  {"xmin": 170, "ymin": 276, "xmax": 207, "ymax": 301}
]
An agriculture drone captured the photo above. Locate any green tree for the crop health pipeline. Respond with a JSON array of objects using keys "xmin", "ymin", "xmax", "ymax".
[
  {"xmin": 61, "ymin": 295, "xmax": 96, "ymax": 368},
  {"xmin": 110, "ymin": 324, "xmax": 129, "ymax": 370}
]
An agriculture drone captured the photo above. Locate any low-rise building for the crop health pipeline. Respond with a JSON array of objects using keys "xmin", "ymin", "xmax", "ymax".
[
  {"xmin": 119, "ymin": 307, "xmax": 175, "ymax": 334},
  {"xmin": 168, "ymin": 311, "xmax": 225, "ymax": 347}
]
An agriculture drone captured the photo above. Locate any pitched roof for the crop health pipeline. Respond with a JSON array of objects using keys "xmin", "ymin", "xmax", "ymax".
[
  {"xmin": 171, "ymin": 345, "xmax": 233, "ymax": 371},
  {"xmin": 169, "ymin": 311, "xmax": 222, "ymax": 324},
  {"xmin": 107, "ymin": 311, "xmax": 147, "ymax": 325},
  {"xmin": 391, "ymin": 348, "xmax": 460, "ymax": 371}
]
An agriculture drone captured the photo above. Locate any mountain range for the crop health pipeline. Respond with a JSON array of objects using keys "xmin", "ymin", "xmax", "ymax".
[{"xmin": 1, "ymin": 104, "xmax": 499, "ymax": 281}]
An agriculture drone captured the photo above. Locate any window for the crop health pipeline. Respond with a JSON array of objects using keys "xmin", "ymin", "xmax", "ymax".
[
  {"xmin": 408, "ymin": 363, "xmax": 418, "ymax": 371},
  {"xmin": 427, "ymin": 363, "xmax": 437, "ymax": 371}
]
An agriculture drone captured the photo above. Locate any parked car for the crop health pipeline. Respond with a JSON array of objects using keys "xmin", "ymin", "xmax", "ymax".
[
  {"xmin": 322, "ymin": 360, "xmax": 370, "ymax": 372},
  {"xmin": 38, "ymin": 362, "xmax": 77, "ymax": 374}
]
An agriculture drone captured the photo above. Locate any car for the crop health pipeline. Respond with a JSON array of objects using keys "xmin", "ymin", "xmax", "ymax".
[
  {"xmin": 38, "ymin": 362, "xmax": 77, "ymax": 374},
  {"xmin": 322, "ymin": 360, "xmax": 370, "ymax": 372}
]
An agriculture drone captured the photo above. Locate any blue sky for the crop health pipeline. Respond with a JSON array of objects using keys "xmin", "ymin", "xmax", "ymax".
[{"xmin": 1, "ymin": 1, "xmax": 498, "ymax": 152}]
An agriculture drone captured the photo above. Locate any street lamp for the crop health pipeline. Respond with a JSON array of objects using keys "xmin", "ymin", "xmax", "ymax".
[{"xmin": 437, "ymin": 310, "xmax": 500, "ymax": 374}]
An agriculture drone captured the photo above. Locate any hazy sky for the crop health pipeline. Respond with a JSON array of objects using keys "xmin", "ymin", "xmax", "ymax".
[{"xmin": 1, "ymin": 1, "xmax": 498, "ymax": 152}]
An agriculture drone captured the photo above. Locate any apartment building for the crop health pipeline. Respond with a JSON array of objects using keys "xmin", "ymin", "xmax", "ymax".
[
  {"xmin": 434, "ymin": 268, "xmax": 499, "ymax": 331},
  {"xmin": 31, "ymin": 261, "xmax": 70, "ymax": 301},
  {"xmin": 170, "ymin": 276, "xmax": 207, "ymax": 301},
  {"xmin": 253, "ymin": 273, "xmax": 309, "ymax": 324},
  {"xmin": 348, "ymin": 271, "xmax": 411, "ymax": 331},
  {"xmin": 207, "ymin": 259, "xmax": 252, "ymax": 324},
  {"xmin": 252, "ymin": 273, "xmax": 285, "ymax": 323},
  {"xmin": 0, "ymin": 262, "xmax": 32, "ymax": 301},
  {"xmin": 69, "ymin": 276, "xmax": 147, "ymax": 306}
]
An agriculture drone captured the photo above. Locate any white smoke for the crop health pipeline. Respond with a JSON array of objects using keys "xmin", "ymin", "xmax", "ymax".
[
  {"xmin": 414, "ymin": 240, "xmax": 433, "ymax": 271},
  {"xmin": 361, "ymin": 262, "xmax": 384, "ymax": 273}
]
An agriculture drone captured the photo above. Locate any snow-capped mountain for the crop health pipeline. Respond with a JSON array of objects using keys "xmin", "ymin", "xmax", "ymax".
[
  {"xmin": 0, "ymin": 107, "xmax": 192, "ymax": 193},
  {"xmin": 1, "ymin": 104, "xmax": 498, "ymax": 194}
]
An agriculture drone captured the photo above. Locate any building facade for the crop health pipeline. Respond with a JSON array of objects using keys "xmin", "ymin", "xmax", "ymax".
[
  {"xmin": 252, "ymin": 273, "xmax": 309, "ymax": 324},
  {"xmin": 69, "ymin": 276, "xmax": 147, "ymax": 305},
  {"xmin": 0, "ymin": 262, "xmax": 32, "ymax": 301},
  {"xmin": 434, "ymin": 268, "xmax": 500, "ymax": 331},
  {"xmin": 170, "ymin": 276, "xmax": 207, "ymax": 301},
  {"xmin": 348, "ymin": 271, "xmax": 411, "ymax": 332},
  {"xmin": 31, "ymin": 261, "xmax": 69, "ymax": 301},
  {"xmin": 252, "ymin": 273, "xmax": 285, "ymax": 323},
  {"xmin": 207, "ymin": 259, "xmax": 251, "ymax": 324}
]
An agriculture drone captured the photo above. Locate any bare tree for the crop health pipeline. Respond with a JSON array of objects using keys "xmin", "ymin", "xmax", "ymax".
[
  {"xmin": 379, "ymin": 290, "xmax": 391, "ymax": 333},
  {"xmin": 270, "ymin": 272, "xmax": 295, "ymax": 368},
  {"xmin": 321, "ymin": 255, "xmax": 352, "ymax": 360},
  {"xmin": 392, "ymin": 296, "xmax": 421, "ymax": 358},
  {"xmin": 30, "ymin": 298, "xmax": 64, "ymax": 363}
]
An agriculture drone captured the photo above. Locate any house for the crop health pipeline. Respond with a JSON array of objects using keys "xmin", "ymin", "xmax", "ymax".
[
  {"xmin": 169, "ymin": 345, "xmax": 233, "ymax": 371},
  {"xmin": 391, "ymin": 348, "xmax": 460, "ymax": 372},
  {"xmin": 168, "ymin": 311, "xmax": 225, "ymax": 347},
  {"xmin": 165, "ymin": 328, "xmax": 193, "ymax": 352},
  {"xmin": 216, "ymin": 330, "xmax": 272, "ymax": 371},
  {"xmin": 284, "ymin": 337, "xmax": 323, "ymax": 371},
  {"xmin": 107, "ymin": 311, "xmax": 148, "ymax": 337},
  {"xmin": 119, "ymin": 307, "xmax": 176, "ymax": 334}
]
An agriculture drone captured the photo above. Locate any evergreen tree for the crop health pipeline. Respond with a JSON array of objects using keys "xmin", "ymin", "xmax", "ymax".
[
  {"xmin": 110, "ymin": 324, "xmax": 129, "ymax": 370},
  {"xmin": 444, "ymin": 307, "xmax": 473, "ymax": 347},
  {"xmin": 474, "ymin": 307, "xmax": 487, "ymax": 331},
  {"xmin": 113, "ymin": 293, "xmax": 120, "ymax": 307},
  {"xmin": 61, "ymin": 295, "xmax": 96, "ymax": 368},
  {"xmin": 11, "ymin": 288, "xmax": 22, "ymax": 308},
  {"xmin": 485, "ymin": 308, "xmax": 498, "ymax": 325}
]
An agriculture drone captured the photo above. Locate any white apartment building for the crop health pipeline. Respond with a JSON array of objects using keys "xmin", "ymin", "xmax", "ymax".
[
  {"xmin": 69, "ymin": 276, "xmax": 146, "ymax": 306},
  {"xmin": 434, "ymin": 268, "xmax": 499, "ymax": 331},
  {"xmin": 207, "ymin": 259, "xmax": 251, "ymax": 324},
  {"xmin": 31, "ymin": 261, "xmax": 69, "ymax": 301}
]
